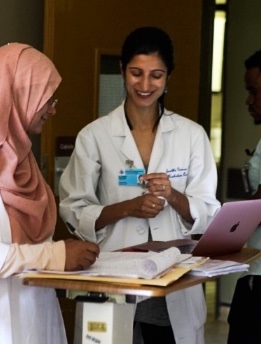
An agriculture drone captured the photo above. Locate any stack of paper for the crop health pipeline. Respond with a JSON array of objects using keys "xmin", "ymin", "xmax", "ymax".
[
  {"xmin": 189, "ymin": 259, "xmax": 249, "ymax": 277},
  {"xmin": 22, "ymin": 249, "xmax": 208, "ymax": 287},
  {"xmin": 73, "ymin": 247, "xmax": 188, "ymax": 279}
]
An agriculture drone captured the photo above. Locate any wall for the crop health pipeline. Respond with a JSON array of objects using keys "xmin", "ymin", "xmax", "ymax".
[
  {"xmin": 0, "ymin": 0, "xmax": 43, "ymax": 47},
  {"xmin": 220, "ymin": 0, "xmax": 261, "ymax": 201}
]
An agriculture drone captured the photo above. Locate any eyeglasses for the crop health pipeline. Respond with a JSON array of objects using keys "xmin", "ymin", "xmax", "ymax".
[{"xmin": 48, "ymin": 97, "xmax": 58, "ymax": 108}]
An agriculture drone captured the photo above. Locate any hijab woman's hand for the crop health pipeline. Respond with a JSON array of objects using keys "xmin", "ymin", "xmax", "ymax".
[{"xmin": 64, "ymin": 239, "xmax": 100, "ymax": 271}]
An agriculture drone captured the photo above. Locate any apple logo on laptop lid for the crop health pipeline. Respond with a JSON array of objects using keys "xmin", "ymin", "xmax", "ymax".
[{"xmin": 230, "ymin": 221, "xmax": 240, "ymax": 232}]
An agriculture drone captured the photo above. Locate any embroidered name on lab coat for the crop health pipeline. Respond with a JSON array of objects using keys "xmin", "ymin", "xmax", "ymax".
[{"xmin": 166, "ymin": 167, "xmax": 188, "ymax": 178}]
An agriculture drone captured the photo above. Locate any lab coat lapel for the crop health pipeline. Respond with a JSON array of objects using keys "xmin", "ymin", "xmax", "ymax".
[
  {"xmin": 148, "ymin": 114, "xmax": 176, "ymax": 172},
  {"xmin": 121, "ymin": 132, "xmax": 144, "ymax": 168},
  {"xmin": 147, "ymin": 129, "xmax": 164, "ymax": 173},
  {"xmin": 111, "ymin": 105, "xmax": 144, "ymax": 168},
  {"xmin": 148, "ymin": 115, "xmax": 175, "ymax": 172},
  {"xmin": 111, "ymin": 106, "xmax": 175, "ymax": 170}
]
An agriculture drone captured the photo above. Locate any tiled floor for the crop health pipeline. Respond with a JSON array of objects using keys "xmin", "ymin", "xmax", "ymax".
[{"xmin": 205, "ymin": 281, "xmax": 229, "ymax": 344}]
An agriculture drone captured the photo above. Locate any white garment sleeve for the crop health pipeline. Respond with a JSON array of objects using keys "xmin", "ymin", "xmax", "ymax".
[
  {"xmin": 0, "ymin": 241, "xmax": 66, "ymax": 278},
  {"xmin": 0, "ymin": 194, "xmax": 66, "ymax": 278}
]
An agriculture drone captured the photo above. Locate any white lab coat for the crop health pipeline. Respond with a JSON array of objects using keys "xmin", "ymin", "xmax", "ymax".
[
  {"xmin": 0, "ymin": 196, "xmax": 67, "ymax": 344},
  {"xmin": 59, "ymin": 103, "xmax": 220, "ymax": 344}
]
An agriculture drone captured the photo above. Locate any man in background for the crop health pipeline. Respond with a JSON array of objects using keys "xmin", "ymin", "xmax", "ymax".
[{"xmin": 227, "ymin": 49, "xmax": 261, "ymax": 343}]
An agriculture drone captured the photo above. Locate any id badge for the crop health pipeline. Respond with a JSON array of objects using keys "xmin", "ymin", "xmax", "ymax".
[{"xmin": 118, "ymin": 168, "xmax": 145, "ymax": 186}]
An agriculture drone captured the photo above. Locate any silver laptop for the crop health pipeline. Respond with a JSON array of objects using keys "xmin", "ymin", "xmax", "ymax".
[{"xmin": 126, "ymin": 200, "xmax": 261, "ymax": 257}]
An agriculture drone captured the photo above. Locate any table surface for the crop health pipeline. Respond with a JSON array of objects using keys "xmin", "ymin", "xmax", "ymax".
[{"xmin": 23, "ymin": 247, "xmax": 261, "ymax": 298}]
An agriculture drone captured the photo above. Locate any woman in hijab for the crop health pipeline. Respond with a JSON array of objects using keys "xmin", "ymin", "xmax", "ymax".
[{"xmin": 0, "ymin": 43, "xmax": 99, "ymax": 344}]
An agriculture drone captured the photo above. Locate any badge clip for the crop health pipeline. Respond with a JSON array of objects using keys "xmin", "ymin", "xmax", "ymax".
[{"xmin": 126, "ymin": 159, "xmax": 134, "ymax": 168}]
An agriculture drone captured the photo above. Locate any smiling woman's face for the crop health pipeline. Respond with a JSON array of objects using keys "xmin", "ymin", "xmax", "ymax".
[
  {"xmin": 27, "ymin": 97, "xmax": 57, "ymax": 134},
  {"xmin": 123, "ymin": 53, "xmax": 168, "ymax": 109}
]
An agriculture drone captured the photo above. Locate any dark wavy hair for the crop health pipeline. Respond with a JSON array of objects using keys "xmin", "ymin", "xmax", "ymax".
[
  {"xmin": 120, "ymin": 27, "xmax": 175, "ymax": 123},
  {"xmin": 245, "ymin": 50, "xmax": 261, "ymax": 69}
]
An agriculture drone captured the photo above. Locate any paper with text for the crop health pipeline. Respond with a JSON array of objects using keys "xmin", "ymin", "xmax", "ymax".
[
  {"xmin": 189, "ymin": 259, "xmax": 249, "ymax": 277},
  {"xmin": 37, "ymin": 247, "xmax": 191, "ymax": 279},
  {"xmin": 82, "ymin": 247, "xmax": 186, "ymax": 279}
]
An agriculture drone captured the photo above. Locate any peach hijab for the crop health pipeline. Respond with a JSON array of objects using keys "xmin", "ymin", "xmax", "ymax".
[{"xmin": 0, "ymin": 43, "xmax": 62, "ymax": 244}]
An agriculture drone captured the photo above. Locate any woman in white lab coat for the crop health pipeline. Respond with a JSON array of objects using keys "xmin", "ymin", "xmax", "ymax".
[
  {"xmin": 59, "ymin": 27, "xmax": 220, "ymax": 344},
  {"xmin": 0, "ymin": 43, "xmax": 99, "ymax": 344}
]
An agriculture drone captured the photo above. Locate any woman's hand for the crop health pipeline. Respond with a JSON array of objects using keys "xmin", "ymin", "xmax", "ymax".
[
  {"xmin": 64, "ymin": 239, "xmax": 100, "ymax": 271},
  {"xmin": 140, "ymin": 172, "xmax": 171, "ymax": 201},
  {"xmin": 95, "ymin": 172, "xmax": 183, "ymax": 230},
  {"xmin": 126, "ymin": 193, "xmax": 165, "ymax": 218},
  {"xmin": 95, "ymin": 192, "xmax": 165, "ymax": 230},
  {"xmin": 140, "ymin": 172, "xmax": 194, "ymax": 224}
]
